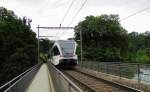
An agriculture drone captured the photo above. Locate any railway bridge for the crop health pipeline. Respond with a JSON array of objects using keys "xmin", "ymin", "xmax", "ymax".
[{"xmin": 0, "ymin": 61, "xmax": 150, "ymax": 92}]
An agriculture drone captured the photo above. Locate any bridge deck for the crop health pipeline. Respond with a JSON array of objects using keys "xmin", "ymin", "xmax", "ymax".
[{"xmin": 27, "ymin": 64, "xmax": 55, "ymax": 92}]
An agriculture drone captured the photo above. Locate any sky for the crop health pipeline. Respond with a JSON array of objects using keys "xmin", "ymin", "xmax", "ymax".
[{"xmin": 1, "ymin": 0, "xmax": 150, "ymax": 40}]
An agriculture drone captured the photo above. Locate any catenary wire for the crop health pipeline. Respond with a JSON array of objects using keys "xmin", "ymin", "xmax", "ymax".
[
  {"xmin": 60, "ymin": 0, "xmax": 77, "ymax": 25},
  {"xmin": 121, "ymin": 6, "xmax": 150, "ymax": 21},
  {"xmin": 68, "ymin": 0, "xmax": 88, "ymax": 27}
]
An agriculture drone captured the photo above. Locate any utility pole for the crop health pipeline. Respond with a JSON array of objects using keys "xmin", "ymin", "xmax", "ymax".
[
  {"xmin": 80, "ymin": 29, "xmax": 83, "ymax": 65},
  {"xmin": 37, "ymin": 25, "xmax": 40, "ymax": 63},
  {"xmin": 37, "ymin": 26, "xmax": 74, "ymax": 62}
]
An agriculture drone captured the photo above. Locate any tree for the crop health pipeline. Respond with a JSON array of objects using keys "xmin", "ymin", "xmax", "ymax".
[
  {"xmin": 39, "ymin": 38, "xmax": 54, "ymax": 62},
  {"xmin": 128, "ymin": 31, "xmax": 150, "ymax": 63},
  {"xmin": 74, "ymin": 14, "xmax": 130, "ymax": 62},
  {"xmin": 0, "ymin": 7, "xmax": 38, "ymax": 85}
]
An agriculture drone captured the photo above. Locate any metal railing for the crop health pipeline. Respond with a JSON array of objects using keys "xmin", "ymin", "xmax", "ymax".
[
  {"xmin": 47, "ymin": 62, "xmax": 83, "ymax": 92},
  {"xmin": 0, "ymin": 63, "xmax": 41, "ymax": 92},
  {"xmin": 80, "ymin": 61, "xmax": 150, "ymax": 83},
  {"xmin": 79, "ymin": 61, "xmax": 150, "ymax": 91}
]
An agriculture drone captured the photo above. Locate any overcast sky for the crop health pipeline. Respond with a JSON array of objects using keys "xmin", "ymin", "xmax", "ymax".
[{"xmin": 1, "ymin": 0, "xmax": 150, "ymax": 40}]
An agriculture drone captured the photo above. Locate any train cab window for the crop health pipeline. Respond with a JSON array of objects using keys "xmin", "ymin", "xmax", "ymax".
[
  {"xmin": 60, "ymin": 42, "xmax": 75, "ymax": 54},
  {"xmin": 53, "ymin": 46, "xmax": 60, "ymax": 55}
]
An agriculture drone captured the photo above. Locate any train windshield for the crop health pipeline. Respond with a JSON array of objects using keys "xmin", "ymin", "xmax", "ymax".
[{"xmin": 60, "ymin": 42, "xmax": 75, "ymax": 55}]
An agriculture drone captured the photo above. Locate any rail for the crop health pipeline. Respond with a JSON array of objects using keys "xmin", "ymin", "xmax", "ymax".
[
  {"xmin": 47, "ymin": 62, "xmax": 83, "ymax": 92},
  {"xmin": 0, "ymin": 63, "xmax": 41, "ymax": 92},
  {"xmin": 64, "ymin": 69, "xmax": 142, "ymax": 92}
]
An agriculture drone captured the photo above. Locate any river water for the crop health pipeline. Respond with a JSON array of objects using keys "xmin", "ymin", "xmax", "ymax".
[{"xmin": 133, "ymin": 68, "xmax": 150, "ymax": 84}]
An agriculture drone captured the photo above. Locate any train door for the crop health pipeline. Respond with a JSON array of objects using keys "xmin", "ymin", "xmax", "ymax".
[{"xmin": 52, "ymin": 46, "xmax": 60, "ymax": 65}]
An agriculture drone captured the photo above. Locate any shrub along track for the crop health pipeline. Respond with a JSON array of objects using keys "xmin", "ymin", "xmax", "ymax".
[{"xmin": 62, "ymin": 69, "xmax": 142, "ymax": 92}]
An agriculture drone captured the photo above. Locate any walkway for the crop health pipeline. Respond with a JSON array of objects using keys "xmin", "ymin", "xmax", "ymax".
[{"xmin": 27, "ymin": 64, "xmax": 55, "ymax": 92}]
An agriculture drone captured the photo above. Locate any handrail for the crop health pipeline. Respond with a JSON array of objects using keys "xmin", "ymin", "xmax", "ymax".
[
  {"xmin": 47, "ymin": 62, "xmax": 82, "ymax": 92},
  {"xmin": 0, "ymin": 66, "xmax": 34, "ymax": 90},
  {"xmin": 0, "ymin": 63, "xmax": 41, "ymax": 92}
]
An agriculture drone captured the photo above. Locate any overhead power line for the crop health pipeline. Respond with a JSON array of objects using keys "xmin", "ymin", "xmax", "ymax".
[
  {"xmin": 121, "ymin": 6, "xmax": 150, "ymax": 21},
  {"xmin": 61, "ymin": 0, "xmax": 87, "ymax": 38},
  {"xmin": 60, "ymin": 0, "xmax": 77, "ymax": 25},
  {"xmin": 68, "ymin": 0, "xmax": 88, "ymax": 26},
  {"xmin": 59, "ymin": 0, "xmax": 76, "ymax": 39}
]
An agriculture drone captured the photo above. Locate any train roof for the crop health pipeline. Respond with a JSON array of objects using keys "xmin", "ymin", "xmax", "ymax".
[
  {"xmin": 50, "ymin": 40, "xmax": 76, "ymax": 50},
  {"xmin": 55, "ymin": 40, "xmax": 76, "ymax": 44}
]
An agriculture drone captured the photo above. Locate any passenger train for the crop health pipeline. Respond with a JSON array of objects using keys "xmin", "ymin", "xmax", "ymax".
[{"xmin": 48, "ymin": 40, "xmax": 78, "ymax": 68}]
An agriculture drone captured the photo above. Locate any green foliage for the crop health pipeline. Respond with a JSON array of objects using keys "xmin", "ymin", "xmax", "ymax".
[
  {"xmin": 75, "ymin": 14, "xmax": 150, "ymax": 63},
  {"xmin": 0, "ymin": 7, "xmax": 37, "ymax": 85},
  {"xmin": 129, "ymin": 32, "xmax": 150, "ymax": 63},
  {"xmin": 39, "ymin": 38, "xmax": 53, "ymax": 54},
  {"xmin": 75, "ymin": 14, "xmax": 129, "ymax": 62},
  {"xmin": 39, "ymin": 38, "xmax": 54, "ymax": 62},
  {"xmin": 135, "ymin": 49, "xmax": 150, "ymax": 63}
]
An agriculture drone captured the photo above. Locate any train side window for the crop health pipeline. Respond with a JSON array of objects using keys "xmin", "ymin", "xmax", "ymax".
[{"xmin": 53, "ymin": 46, "xmax": 60, "ymax": 55}]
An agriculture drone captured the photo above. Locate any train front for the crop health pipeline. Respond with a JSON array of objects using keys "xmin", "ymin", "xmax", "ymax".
[{"xmin": 58, "ymin": 41, "xmax": 78, "ymax": 68}]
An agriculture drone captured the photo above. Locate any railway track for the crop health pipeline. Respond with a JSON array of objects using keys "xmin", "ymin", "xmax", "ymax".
[{"xmin": 62, "ymin": 69, "xmax": 142, "ymax": 92}]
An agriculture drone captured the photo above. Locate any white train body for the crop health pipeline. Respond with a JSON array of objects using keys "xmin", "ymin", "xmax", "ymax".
[{"xmin": 49, "ymin": 40, "xmax": 78, "ymax": 67}]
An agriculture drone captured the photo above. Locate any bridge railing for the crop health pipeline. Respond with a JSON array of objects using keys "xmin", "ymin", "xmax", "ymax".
[
  {"xmin": 79, "ymin": 61, "xmax": 150, "ymax": 91},
  {"xmin": 47, "ymin": 62, "xmax": 82, "ymax": 92},
  {"xmin": 0, "ymin": 63, "xmax": 41, "ymax": 92},
  {"xmin": 80, "ymin": 61, "xmax": 150, "ymax": 82}
]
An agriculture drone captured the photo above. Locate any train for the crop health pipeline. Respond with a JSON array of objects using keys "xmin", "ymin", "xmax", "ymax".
[{"xmin": 48, "ymin": 40, "xmax": 78, "ymax": 68}]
